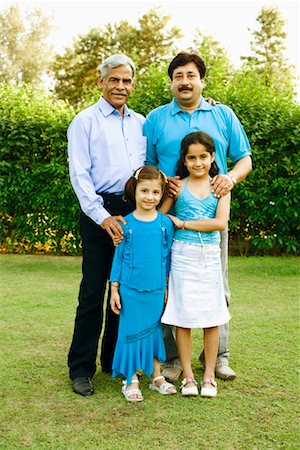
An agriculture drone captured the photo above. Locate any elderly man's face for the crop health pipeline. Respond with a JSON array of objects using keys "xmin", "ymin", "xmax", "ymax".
[
  {"xmin": 100, "ymin": 64, "xmax": 135, "ymax": 112},
  {"xmin": 170, "ymin": 62, "xmax": 205, "ymax": 109}
]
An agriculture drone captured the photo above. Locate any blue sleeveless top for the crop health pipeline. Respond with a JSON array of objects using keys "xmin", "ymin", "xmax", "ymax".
[{"xmin": 174, "ymin": 179, "xmax": 220, "ymax": 245}]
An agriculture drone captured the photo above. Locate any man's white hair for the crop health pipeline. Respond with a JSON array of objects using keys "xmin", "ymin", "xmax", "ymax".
[{"xmin": 100, "ymin": 54, "xmax": 136, "ymax": 79}]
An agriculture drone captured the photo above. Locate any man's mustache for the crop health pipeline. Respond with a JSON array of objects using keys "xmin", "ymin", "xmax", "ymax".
[{"xmin": 178, "ymin": 86, "xmax": 193, "ymax": 91}]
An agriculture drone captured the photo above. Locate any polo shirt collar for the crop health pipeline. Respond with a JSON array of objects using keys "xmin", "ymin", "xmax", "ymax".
[
  {"xmin": 170, "ymin": 97, "xmax": 213, "ymax": 115},
  {"xmin": 98, "ymin": 96, "xmax": 131, "ymax": 117}
]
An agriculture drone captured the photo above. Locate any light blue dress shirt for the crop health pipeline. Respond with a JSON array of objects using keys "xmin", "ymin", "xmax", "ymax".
[
  {"xmin": 68, "ymin": 96, "xmax": 146, "ymax": 225},
  {"xmin": 143, "ymin": 97, "xmax": 251, "ymax": 176}
]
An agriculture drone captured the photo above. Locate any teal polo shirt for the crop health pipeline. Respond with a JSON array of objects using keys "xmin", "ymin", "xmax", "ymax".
[{"xmin": 143, "ymin": 98, "xmax": 251, "ymax": 176}]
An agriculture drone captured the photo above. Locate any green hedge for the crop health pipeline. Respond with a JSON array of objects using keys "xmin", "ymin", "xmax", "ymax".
[
  {"xmin": 222, "ymin": 73, "xmax": 300, "ymax": 254},
  {"xmin": 0, "ymin": 81, "xmax": 299, "ymax": 255},
  {"xmin": 0, "ymin": 84, "xmax": 80, "ymax": 253}
]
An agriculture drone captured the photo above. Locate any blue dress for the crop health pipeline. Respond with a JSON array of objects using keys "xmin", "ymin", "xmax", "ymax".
[{"xmin": 110, "ymin": 212, "xmax": 174, "ymax": 382}]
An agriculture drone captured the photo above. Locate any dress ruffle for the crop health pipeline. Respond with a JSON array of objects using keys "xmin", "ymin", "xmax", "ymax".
[
  {"xmin": 112, "ymin": 321, "xmax": 166, "ymax": 382},
  {"xmin": 111, "ymin": 284, "xmax": 166, "ymax": 382}
]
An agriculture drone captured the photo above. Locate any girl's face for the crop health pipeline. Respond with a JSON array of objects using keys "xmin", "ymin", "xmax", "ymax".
[
  {"xmin": 184, "ymin": 142, "xmax": 214, "ymax": 178},
  {"xmin": 135, "ymin": 179, "xmax": 163, "ymax": 212}
]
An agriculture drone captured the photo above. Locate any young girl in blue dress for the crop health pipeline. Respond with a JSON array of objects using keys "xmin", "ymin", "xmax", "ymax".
[
  {"xmin": 110, "ymin": 166, "xmax": 177, "ymax": 402},
  {"xmin": 160, "ymin": 131, "xmax": 231, "ymax": 398}
]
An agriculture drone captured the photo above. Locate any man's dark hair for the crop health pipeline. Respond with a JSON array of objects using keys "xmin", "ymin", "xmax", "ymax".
[{"xmin": 168, "ymin": 52, "xmax": 206, "ymax": 80}]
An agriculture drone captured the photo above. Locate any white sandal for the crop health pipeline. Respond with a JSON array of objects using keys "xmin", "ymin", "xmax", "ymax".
[
  {"xmin": 200, "ymin": 377, "xmax": 217, "ymax": 398},
  {"xmin": 149, "ymin": 375, "xmax": 177, "ymax": 395},
  {"xmin": 180, "ymin": 377, "xmax": 199, "ymax": 396},
  {"xmin": 121, "ymin": 379, "xmax": 144, "ymax": 402}
]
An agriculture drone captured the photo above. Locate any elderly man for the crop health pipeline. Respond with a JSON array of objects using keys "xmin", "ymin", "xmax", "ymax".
[
  {"xmin": 144, "ymin": 51, "xmax": 252, "ymax": 382},
  {"xmin": 67, "ymin": 54, "xmax": 146, "ymax": 396}
]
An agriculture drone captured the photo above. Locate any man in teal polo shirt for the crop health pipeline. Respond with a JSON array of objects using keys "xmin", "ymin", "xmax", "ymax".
[{"xmin": 143, "ymin": 51, "xmax": 252, "ymax": 382}]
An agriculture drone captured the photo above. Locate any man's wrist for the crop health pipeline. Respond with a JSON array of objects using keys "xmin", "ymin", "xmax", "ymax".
[{"xmin": 227, "ymin": 173, "xmax": 237, "ymax": 186}]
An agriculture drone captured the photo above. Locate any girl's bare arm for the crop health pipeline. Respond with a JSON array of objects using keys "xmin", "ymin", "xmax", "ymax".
[{"xmin": 169, "ymin": 193, "xmax": 230, "ymax": 231}]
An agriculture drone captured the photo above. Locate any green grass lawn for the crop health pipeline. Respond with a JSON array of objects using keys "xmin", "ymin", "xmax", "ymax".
[{"xmin": 0, "ymin": 254, "xmax": 299, "ymax": 449}]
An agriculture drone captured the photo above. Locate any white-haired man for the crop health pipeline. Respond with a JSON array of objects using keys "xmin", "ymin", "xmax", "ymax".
[{"xmin": 67, "ymin": 54, "xmax": 146, "ymax": 396}]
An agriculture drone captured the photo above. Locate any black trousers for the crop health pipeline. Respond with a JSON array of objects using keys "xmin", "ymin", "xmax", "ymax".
[{"xmin": 68, "ymin": 195, "xmax": 133, "ymax": 379}]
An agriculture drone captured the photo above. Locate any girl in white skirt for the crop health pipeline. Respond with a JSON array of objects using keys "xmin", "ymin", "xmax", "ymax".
[{"xmin": 160, "ymin": 131, "xmax": 231, "ymax": 398}]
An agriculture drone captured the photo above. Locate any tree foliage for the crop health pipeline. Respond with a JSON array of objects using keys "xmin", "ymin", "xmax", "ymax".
[
  {"xmin": 51, "ymin": 8, "xmax": 182, "ymax": 107},
  {"xmin": 0, "ymin": 3, "xmax": 53, "ymax": 84},
  {"xmin": 241, "ymin": 5, "xmax": 295, "ymax": 92},
  {"xmin": 191, "ymin": 32, "xmax": 234, "ymax": 98},
  {"xmin": 129, "ymin": 61, "xmax": 172, "ymax": 116}
]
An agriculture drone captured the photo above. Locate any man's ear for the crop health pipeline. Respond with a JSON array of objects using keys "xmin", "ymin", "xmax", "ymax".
[{"xmin": 98, "ymin": 77, "xmax": 104, "ymax": 88}]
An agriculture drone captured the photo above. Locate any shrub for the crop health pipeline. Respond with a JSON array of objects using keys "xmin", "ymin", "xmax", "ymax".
[
  {"xmin": 222, "ymin": 71, "xmax": 300, "ymax": 254},
  {"xmin": 0, "ymin": 83, "xmax": 80, "ymax": 254},
  {"xmin": 0, "ymin": 75, "xmax": 299, "ymax": 255}
]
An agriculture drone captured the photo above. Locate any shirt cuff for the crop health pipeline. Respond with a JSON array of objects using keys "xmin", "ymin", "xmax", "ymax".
[{"xmin": 94, "ymin": 207, "xmax": 111, "ymax": 225}]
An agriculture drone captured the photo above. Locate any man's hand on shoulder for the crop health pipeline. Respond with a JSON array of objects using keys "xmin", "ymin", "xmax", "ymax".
[
  {"xmin": 211, "ymin": 174, "xmax": 234, "ymax": 198},
  {"xmin": 167, "ymin": 176, "xmax": 181, "ymax": 197},
  {"xmin": 205, "ymin": 97, "xmax": 221, "ymax": 106}
]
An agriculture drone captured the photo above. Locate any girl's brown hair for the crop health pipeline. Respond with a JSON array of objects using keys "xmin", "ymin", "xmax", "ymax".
[
  {"xmin": 125, "ymin": 166, "xmax": 169, "ymax": 208},
  {"xmin": 176, "ymin": 131, "xmax": 219, "ymax": 178}
]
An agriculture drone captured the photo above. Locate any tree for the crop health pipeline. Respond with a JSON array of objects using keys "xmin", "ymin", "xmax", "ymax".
[
  {"xmin": 241, "ymin": 5, "xmax": 295, "ymax": 91},
  {"xmin": 52, "ymin": 8, "xmax": 182, "ymax": 107},
  {"xmin": 191, "ymin": 32, "xmax": 234, "ymax": 99},
  {"xmin": 0, "ymin": 3, "xmax": 53, "ymax": 84},
  {"xmin": 129, "ymin": 61, "xmax": 171, "ymax": 116}
]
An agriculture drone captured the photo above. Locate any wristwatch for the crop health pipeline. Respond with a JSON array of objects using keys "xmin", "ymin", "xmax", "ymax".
[{"xmin": 228, "ymin": 173, "xmax": 237, "ymax": 186}]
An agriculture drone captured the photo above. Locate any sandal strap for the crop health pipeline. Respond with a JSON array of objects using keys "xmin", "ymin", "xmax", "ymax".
[
  {"xmin": 125, "ymin": 388, "xmax": 142, "ymax": 395},
  {"xmin": 159, "ymin": 381, "xmax": 173, "ymax": 389},
  {"xmin": 201, "ymin": 377, "xmax": 217, "ymax": 387},
  {"xmin": 151, "ymin": 375, "xmax": 165, "ymax": 383},
  {"xmin": 122, "ymin": 386, "xmax": 143, "ymax": 400},
  {"xmin": 181, "ymin": 377, "xmax": 198, "ymax": 387},
  {"xmin": 122, "ymin": 379, "xmax": 139, "ymax": 386}
]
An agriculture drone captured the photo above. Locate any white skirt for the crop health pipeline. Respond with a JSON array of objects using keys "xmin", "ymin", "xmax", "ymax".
[{"xmin": 162, "ymin": 240, "xmax": 230, "ymax": 328}]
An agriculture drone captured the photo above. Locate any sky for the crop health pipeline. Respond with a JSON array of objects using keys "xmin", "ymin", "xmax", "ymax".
[{"xmin": 2, "ymin": 0, "xmax": 300, "ymax": 93}]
